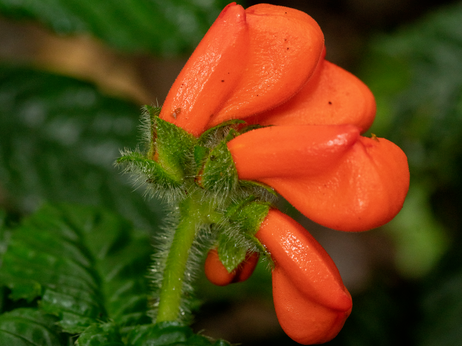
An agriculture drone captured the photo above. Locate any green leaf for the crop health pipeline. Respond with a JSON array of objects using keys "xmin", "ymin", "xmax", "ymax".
[
  {"xmin": 0, "ymin": 0, "xmax": 234, "ymax": 56},
  {"xmin": 0, "ymin": 64, "xmax": 162, "ymax": 231},
  {"xmin": 0, "ymin": 308, "xmax": 67, "ymax": 346},
  {"xmin": 126, "ymin": 322, "xmax": 230, "ymax": 346},
  {"xmin": 76, "ymin": 322, "xmax": 124, "ymax": 346},
  {"xmin": 0, "ymin": 204, "xmax": 152, "ymax": 334}
]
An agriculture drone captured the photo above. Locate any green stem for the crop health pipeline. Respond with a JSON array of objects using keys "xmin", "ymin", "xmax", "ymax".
[
  {"xmin": 155, "ymin": 196, "xmax": 202, "ymax": 323},
  {"xmin": 155, "ymin": 188, "xmax": 224, "ymax": 323}
]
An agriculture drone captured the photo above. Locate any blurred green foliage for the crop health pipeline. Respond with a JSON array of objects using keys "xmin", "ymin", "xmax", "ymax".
[
  {"xmin": 1, "ymin": 0, "xmax": 462, "ymax": 345},
  {"xmin": 362, "ymin": 2, "xmax": 462, "ymax": 277},
  {"xmin": 0, "ymin": 65, "xmax": 163, "ymax": 231},
  {"xmin": 358, "ymin": 2, "xmax": 462, "ymax": 345},
  {"xmin": 0, "ymin": 0, "xmax": 232, "ymax": 56}
]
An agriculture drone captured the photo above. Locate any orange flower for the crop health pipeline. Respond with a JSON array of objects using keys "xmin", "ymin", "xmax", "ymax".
[
  {"xmin": 227, "ymin": 124, "xmax": 409, "ymax": 232},
  {"xmin": 160, "ymin": 3, "xmax": 324, "ymax": 137},
  {"xmin": 256, "ymin": 210, "xmax": 352, "ymax": 344},
  {"xmin": 204, "ymin": 248, "xmax": 259, "ymax": 286},
  {"xmin": 157, "ymin": 2, "xmax": 409, "ymax": 344},
  {"xmin": 159, "ymin": 2, "xmax": 409, "ymax": 232}
]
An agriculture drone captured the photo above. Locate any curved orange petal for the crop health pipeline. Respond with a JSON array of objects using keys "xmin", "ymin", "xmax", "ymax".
[
  {"xmin": 272, "ymin": 268, "xmax": 352, "ymax": 345},
  {"xmin": 204, "ymin": 248, "xmax": 259, "ymax": 286},
  {"xmin": 228, "ymin": 124, "xmax": 360, "ymax": 180},
  {"xmin": 247, "ymin": 60, "xmax": 376, "ymax": 133},
  {"xmin": 260, "ymin": 137, "xmax": 410, "ymax": 232},
  {"xmin": 255, "ymin": 210, "xmax": 352, "ymax": 311},
  {"xmin": 207, "ymin": 4, "xmax": 324, "ymax": 128},
  {"xmin": 159, "ymin": 3, "xmax": 249, "ymax": 136}
]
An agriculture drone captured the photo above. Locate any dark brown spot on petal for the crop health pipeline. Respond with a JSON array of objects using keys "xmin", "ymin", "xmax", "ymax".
[{"xmin": 172, "ymin": 108, "xmax": 182, "ymax": 119}]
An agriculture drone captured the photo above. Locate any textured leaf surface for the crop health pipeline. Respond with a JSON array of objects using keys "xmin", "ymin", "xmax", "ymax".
[
  {"xmin": 0, "ymin": 204, "xmax": 152, "ymax": 334},
  {"xmin": 76, "ymin": 322, "xmax": 124, "ymax": 346},
  {"xmin": 126, "ymin": 322, "xmax": 230, "ymax": 346},
  {"xmin": 0, "ymin": 308, "xmax": 65, "ymax": 346},
  {"xmin": 0, "ymin": 64, "xmax": 162, "ymax": 231},
  {"xmin": 0, "ymin": 0, "xmax": 232, "ymax": 56}
]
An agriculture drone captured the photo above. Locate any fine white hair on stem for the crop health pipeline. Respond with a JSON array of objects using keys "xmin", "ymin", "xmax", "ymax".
[{"xmin": 147, "ymin": 209, "xmax": 216, "ymax": 324}]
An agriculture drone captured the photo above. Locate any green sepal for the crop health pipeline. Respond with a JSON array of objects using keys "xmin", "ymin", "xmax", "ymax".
[
  {"xmin": 144, "ymin": 105, "xmax": 162, "ymax": 116},
  {"xmin": 238, "ymin": 124, "xmax": 268, "ymax": 136},
  {"xmin": 217, "ymin": 199, "xmax": 271, "ymax": 272},
  {"xmin": 193, "ymin": 145, "xmax": 210, "ymax": 171},
  {"xmin": 117, "ymin": 150, "xmax": 184, "ymax": 192},
  {"xmin": 217, "ymin": 232, "xmax": 248, "ymax": 273},
  {"xmin": 198, "ymin": 141, "xmax": 238, "ymax": 194},
  {"xmin": 197, "ymin": 119, "xmax": 245, "ymax": 147},
  {"xmin": 145, "ymin": 108, "xmax": 196, "ymax": 181},
  {"xmin": 239, "ymin": 180, "xmax": 278, "ymax": 198},
  {"xmin": 226, "ymin": 199, "xmax": 271, "ymax": 237}
]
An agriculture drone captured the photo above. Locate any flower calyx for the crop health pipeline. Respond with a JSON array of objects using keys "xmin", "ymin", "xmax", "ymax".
[{"xmin": 117, "ymin": 110, "xmax": 272, "ymax": 203}]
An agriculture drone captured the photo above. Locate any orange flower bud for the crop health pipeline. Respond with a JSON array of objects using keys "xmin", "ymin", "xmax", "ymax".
[
  {"xmin": 204, "ymin": 248, "xmax": 259, "ymax": 286},
  {"xmin": 255, "ymin": 209, "xmax": 352, "ymax": 344}
]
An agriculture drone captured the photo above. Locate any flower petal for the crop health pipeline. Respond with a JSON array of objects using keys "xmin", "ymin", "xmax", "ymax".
[
  {"xmin": 256, "ymin": 210, "xmax": 352, "ymax": 310},
  {"xmin": 272, "ymin": 269, "xmax": 351, "ymax": 345},
  {"xmin": 159, "ymin": 3, "xmax": 249, "ymax": 136},
  {"xmin": 204, "ymin": 248, "xmax": 259, "ymax": 286},
  {"xmin": 228, "ymin": 124, "xmax": 360, "ymax": 179},
  {"xmin": 255, "ymin": 210, "xmax": 352, "ymax": 344},
  {"xmin": 261, "ymin": 136, "xmax": 410, "ymax": 232},
  {"xmin": 247, "ymin": 60, "xmax": 376, "ymax": 133},
  {"xmin": 207, "ymin": 4, "xmax": 324, "ymax": 127}
]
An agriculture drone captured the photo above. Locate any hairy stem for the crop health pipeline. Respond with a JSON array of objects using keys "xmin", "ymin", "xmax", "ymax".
[
  {"xmin": 155, "ymin": 193, "xmax": 220, "ymax": 323},
  {"xmin": 156, "ymin": 212, "xmax": 197, "ymax": 322}
]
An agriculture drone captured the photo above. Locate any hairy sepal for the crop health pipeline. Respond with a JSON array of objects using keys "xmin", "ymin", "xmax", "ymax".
[
  {"xmin": 151, "ymin": 112, "xmax": 196, "ymax": 181},
  {"xmin": 116, "ymin": 149, "xmax": 185, "ymax": 200}
]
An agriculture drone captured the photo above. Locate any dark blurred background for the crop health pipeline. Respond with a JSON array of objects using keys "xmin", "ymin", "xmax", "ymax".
[{"xmin": 1, "ymin": 0, "xmax": 462, "ymax": 345}]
